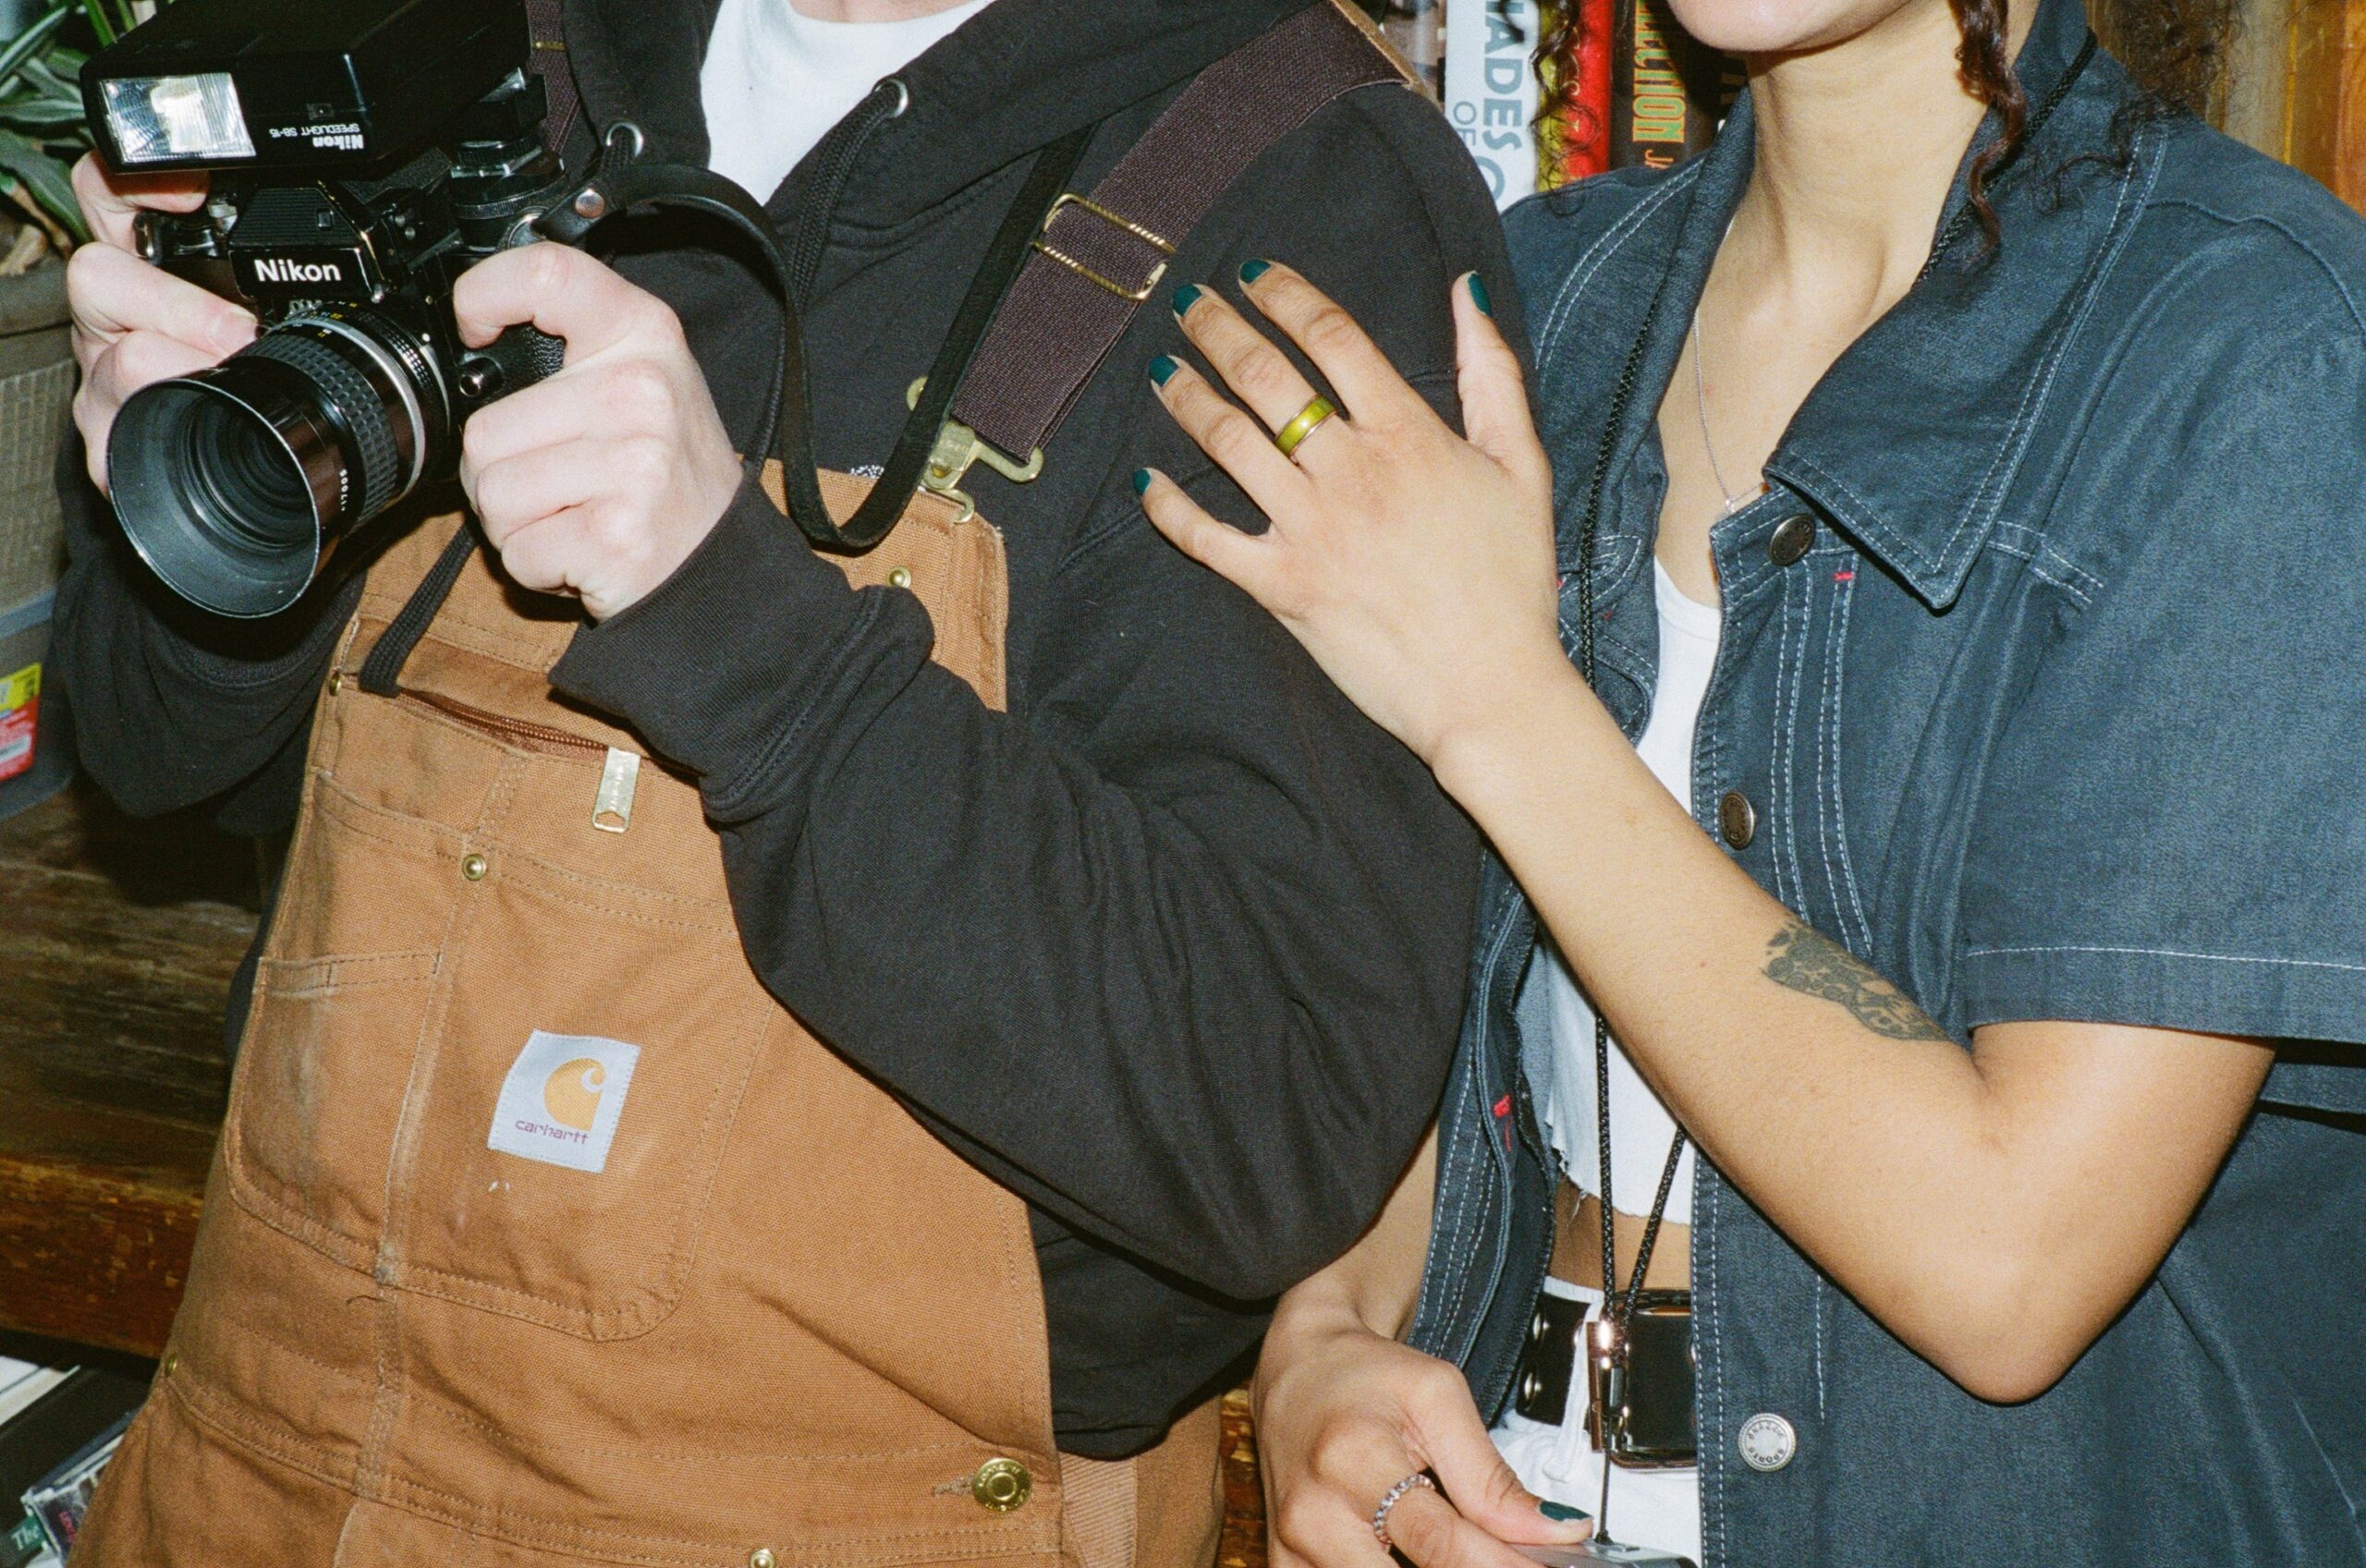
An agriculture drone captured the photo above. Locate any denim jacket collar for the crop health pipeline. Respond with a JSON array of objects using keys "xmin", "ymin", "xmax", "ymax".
[{"xmin": 1577, "ymin": 0, "xmax": 2142, "ymax": 611}]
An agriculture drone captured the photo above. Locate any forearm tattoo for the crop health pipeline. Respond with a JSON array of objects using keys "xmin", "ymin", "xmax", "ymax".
[{"xmin": 1762, "ymin": 920, "xmax": 1952, "ymax": 1041}]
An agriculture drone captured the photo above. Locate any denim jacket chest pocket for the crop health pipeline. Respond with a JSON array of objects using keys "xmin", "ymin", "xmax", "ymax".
[{"xmin": 1692, "ymin": 495, "xmax": 2104, "ymax": 1036}]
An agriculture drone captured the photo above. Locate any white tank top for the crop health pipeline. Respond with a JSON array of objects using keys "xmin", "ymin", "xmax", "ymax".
[
  {"xmin": 1495, "ymin": 560, "xmax": 1719, "ymax": 1562},
  {"xmin": 1525, "ymin": 559, "xmax": 1720, "ymax": 1225}
]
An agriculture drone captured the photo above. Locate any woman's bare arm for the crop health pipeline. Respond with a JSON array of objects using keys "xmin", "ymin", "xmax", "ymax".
[{"xmin": 1140, "ymin": 264, "xmax": 2274, "ymax": 1403}]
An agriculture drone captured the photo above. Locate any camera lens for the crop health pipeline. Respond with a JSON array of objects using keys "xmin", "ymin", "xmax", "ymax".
[{"xmin": 108, "ymin": 311, "xmax": 439, "ymax": 618}]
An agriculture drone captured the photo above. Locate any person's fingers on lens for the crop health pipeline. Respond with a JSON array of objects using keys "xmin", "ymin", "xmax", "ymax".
[
  {"xmin": 71, "ymin": 152, "xmax": 207, "ymax": 254},
  {"xmin": 1379, "ymin": 1483, "xmax": 1543, "ymax": 1568},
  {"xmin": 67, "ymin": 238, "xmax": 255, "ymax": 357},
  {"xmin": 1135, "ymin": 468, "xmax": 1286, "ymax": 611},
  {"xmin": 74, "ymin": 329, "xmax": 220, "ymax": 485},
  {"xmin": 1170, "ymin": 282, "xmax": 1332, "ymax": 443},
  {"xmin": 1448, "ymin": 274, "xmax": 1551, "ymax": 499},
  {"xmin": 1237, "ymin": 261, "xmax": 1433, "ymax": 432},
  {"xmin": 1146, "ymin": 354, "xmax": 1309, "ymax": 515}
]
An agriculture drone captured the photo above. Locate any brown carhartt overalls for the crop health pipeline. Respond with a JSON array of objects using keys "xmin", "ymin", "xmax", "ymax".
[
  {"xmin": 74, "ymin": 471, "xmax": 1222, "ymax": 1568},
  {"xmin": 76, "ymin": 9, "xmax": 1415, "ymax": 1560}
]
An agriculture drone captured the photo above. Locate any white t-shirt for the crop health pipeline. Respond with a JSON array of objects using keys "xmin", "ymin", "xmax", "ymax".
[
  {"xmin": 1494, "ymin": 558, "xmax": 1720, "ymax": 1562},
  {"xmin": 700, "ymin": 0, "xmax": 991, "ymax": 201}
]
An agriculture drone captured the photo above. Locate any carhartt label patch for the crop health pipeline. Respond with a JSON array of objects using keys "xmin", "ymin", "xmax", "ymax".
[{"xmin": 487, "ymin": 1030, "xmax": 640, "ymax": 1173}]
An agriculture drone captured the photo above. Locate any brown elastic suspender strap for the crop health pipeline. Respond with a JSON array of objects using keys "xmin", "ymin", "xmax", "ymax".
[{"xmin": 946, "ymin": 0, "xmax": 1411, "ymax": 467}]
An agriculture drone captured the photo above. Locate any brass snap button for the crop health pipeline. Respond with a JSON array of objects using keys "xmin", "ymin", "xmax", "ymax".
[
  {"xmin": 327, "ymin": 670, "xmax": 344, "ymax": 695},
  {"xmin": 1718, "ymin": 790, "xmax": 1757, "ymax": 850},
  {"xmin": 160, "ymin": 1350, "xmax": 178, "ymax": 1377},
  {"xmin": 749, "ymin": 1550, "xmax": 776, "ymax": 1568},
  {"xmin": 970, "ymin": 1456, "xmax": 1031, "ymax": 1512},
  {"xmin": 886, "ymin": 566, "xmax": 912, "ymax": 589},
  {"xmin": 460, "ymin": 852, "xmax": 489, "ymax": 881},
  {"xmin": 1768, "ymin": 513, "xmax": 1817, "ymax": 567}
]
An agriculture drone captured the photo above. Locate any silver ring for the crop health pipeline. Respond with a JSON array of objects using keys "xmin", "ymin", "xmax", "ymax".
[{"xmin": 1371, "ymin": 1471, "xmax": 1437, "ymax": 1550}]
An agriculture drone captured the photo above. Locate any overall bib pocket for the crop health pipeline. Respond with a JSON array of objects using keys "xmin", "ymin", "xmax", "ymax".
[
  {"xmin": 222, "ymin": 778, "xmax": 458, "ymax": 1269},
  {"xmin": 361, "ymin": 696, "xmax": 764, "ymax": 1342}
]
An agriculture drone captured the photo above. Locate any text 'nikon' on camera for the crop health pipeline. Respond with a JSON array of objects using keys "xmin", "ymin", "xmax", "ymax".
[{"xmin": 83, "ymin": 0, "xmax": 574, "ymax": 617}]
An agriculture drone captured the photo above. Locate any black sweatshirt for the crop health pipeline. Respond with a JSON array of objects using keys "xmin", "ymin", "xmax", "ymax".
[{"xmin": 54, "ymin": 0, "xmax": 1517, "ymax": 1456}]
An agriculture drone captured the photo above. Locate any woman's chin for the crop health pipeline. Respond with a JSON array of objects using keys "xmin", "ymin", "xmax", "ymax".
[{"xmin": 1664, "ymin": 0, "xmax": 1933, "ymax": 61}]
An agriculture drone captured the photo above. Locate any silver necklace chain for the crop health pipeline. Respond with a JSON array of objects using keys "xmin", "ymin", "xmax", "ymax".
[{"xmin": 1690, "ymin": 310, "xmax": 1749, "ymax": 518}]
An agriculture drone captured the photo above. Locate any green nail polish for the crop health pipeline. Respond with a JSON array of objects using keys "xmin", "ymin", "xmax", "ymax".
[
  {"xmin": 1539, "ymin": 1501, "xmax": 1591, "ymax": 1523},
  {"xmin": 1132, "ymin": 468, "xmax": 1153, "ymax": 495},
  {"xmin": 1468, "ymin": 273, "xmax": 1494, "ymax": 317},
  {"xmin": 1239, "ymin": 258, "xmax": 1272, "ymax": 284},
  {"xmin": 1149, "ymin": 354, "xmax": 1179, "ymax": 386},
  {"xmin": 1171, "ymin": 283, "xmax": 1203, "ymax": 316}
]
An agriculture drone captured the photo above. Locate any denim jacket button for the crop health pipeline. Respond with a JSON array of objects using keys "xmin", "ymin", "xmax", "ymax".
[
  {"xmin": 1718, "ymin": 790, "xmax": 1758, "ymax": 849},
  {"xmin": 1738, "ymin": 1412, "xmax": 1797, "ymax": 1472},
  {"xmin": 1768, "ymin": 513, "xmax": 1817, "ymax": 566}
]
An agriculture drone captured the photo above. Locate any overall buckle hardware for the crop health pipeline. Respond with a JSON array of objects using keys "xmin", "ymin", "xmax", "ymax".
[
  {"xmin": 1032, "ymin": 193, "xmax": 1177, "ymax": 303},
  {"xmin": 906, "ymin": 378, "xmax": 1045, "ymax": 522}
]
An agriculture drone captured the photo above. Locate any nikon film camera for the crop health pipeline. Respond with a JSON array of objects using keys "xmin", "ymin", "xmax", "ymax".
[{"xmin": 84, "ymin": 0, "xmax": 589, "ymax": 616}]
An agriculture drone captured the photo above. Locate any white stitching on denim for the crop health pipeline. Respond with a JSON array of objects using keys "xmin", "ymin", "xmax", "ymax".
[
  {"xmin": 1962, "ymin": 943, "xmax": 2366, "ymax": 975},
  {"xmin": 1953, "ymin": 133, "xmax": 2160, "ymax": 565},
  {"xmin": 1986, "ymin": 537, "xmax": 2099, "ymax": 608},
  {"xmin": 1537, "ymin": 166, "xmax": 1704, "ymax": 359},
  {"xmin": 1773, "ymin": 571, "xmax": 1808, "ymax": 907},
  {"xmin": 1767, "ymin": 142, "xmax": 2153, "ymax": 599},
  {"xmin": 1812, "ymin": 1275, "xmax": 1826, "ymax": 1419},
  {"xmin": 1701, "ymin": 1163, "xmax": 1724, "ymax": 1562},
  {"xmin": 1823, "ymin": 567, "xmax": 1873, "ymax": 952},
  {"xmin": 1991, "ymin": 522, "xmax": 2104, "ymax": 600},
  {"xmin": 2146, "ymin": 197, "xmax": 2366, "ymax": 340},
  {"xmin": 1419, "ymin": 903, "xmax": 1526, "ymax": 1347}
]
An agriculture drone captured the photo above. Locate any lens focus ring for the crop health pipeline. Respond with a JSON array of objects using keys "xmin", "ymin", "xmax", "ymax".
[{"xmin": 246, "ymin": 329, "xmax": 402, "ymax": 521}]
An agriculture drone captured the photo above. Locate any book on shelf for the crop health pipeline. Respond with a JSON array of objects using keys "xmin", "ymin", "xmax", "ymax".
[{"xmin": 1536, "ymin": 0, "xmax": 1737, "ymax": 188}]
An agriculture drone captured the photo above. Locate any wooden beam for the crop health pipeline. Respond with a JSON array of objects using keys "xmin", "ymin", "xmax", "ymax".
[{"xmin": 2284, "ymin": 0, "xmax": 2366, "ymax": 209}]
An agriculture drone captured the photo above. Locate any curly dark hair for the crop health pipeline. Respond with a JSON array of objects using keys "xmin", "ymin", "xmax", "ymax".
[{"xmin": 1538, "ymin": 0, "xmax": 2243, "ymax": 237}]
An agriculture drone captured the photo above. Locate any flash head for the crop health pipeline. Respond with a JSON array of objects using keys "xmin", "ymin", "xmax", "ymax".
[{"xmin": 82, "ymin": 0, "xmax": 531, "ymax": 174}]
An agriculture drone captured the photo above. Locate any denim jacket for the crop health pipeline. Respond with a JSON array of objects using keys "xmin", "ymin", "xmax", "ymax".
[{"xmin": 1407, "ymin": 2, "xmax": 2366, "ymax": 1562}]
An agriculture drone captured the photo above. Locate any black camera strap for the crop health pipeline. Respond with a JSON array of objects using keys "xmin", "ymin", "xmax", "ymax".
[{"xmin": 360, "ymin": 124, "xmax": 1092, "ymax": 695}]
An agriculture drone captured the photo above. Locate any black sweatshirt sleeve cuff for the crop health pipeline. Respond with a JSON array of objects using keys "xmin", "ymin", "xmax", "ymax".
[{"xmin": 547, "ymin": 471, "xmax": 933, "ymax": 817}]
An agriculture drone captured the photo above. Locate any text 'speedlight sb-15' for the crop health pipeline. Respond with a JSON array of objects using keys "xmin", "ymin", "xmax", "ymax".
[{"xmin": 81, "ymin": 0, "xmax": 526, "ymax": 174}]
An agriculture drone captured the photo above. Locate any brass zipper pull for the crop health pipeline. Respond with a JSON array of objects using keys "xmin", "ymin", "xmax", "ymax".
[{"xmin": 593, "ymin": 748, "xmax": 640, "ymax": 833}]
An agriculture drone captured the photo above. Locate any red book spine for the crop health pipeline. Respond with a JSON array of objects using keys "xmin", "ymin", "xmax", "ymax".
[{"xmin": 1559, "ymin": 0, "xmax": 1614, "ymax": 181}]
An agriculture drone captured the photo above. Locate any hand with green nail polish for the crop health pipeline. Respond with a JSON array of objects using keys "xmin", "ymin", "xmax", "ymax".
[
  {"xmin": 1138, "ymin": 261, "xmax": 1557, "ymax": 772},
  {"xmin": 1251, "ymin": 1249, "xmax": 1595, "ymax": 1568}
]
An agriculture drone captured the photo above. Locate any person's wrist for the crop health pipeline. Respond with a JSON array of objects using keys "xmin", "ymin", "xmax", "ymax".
[{"xmin": 1425, "ymin": 637, "xmax": 1591, "ymax": 805}]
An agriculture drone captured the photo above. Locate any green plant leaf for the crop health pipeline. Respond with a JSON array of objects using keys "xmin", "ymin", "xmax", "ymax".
[
  {"xmin": 0, "ymin": 5, "xmax": 73, "ymax": 96},
  {"xmin": 0, "ymin": 93, "xmax": 90, "ymax": 128},
  {"xmin": 0, "ymin": 123, "xmax": 84, "ymax": 242}
]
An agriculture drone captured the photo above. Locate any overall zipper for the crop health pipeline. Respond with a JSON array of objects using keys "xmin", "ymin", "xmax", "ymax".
[{"xmin": 394, "ymin": 689, "xmax": 641, "ymax": 833}]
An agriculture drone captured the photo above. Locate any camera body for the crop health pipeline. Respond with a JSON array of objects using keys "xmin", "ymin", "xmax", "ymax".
[{"xmin": 87, "ymin": 0, "xmax": 575, "ymax": 617}]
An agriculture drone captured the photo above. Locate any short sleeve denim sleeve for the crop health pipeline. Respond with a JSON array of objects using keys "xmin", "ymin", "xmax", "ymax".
[{"xmin": 1955, "ymin": 322, "xmax": 2366, "ymax": 1109}]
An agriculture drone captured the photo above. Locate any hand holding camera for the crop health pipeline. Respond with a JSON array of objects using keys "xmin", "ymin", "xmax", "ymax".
[
  {"xmin": 452, "ymin": 242, "xmax": 740, "ymax": 622},
  {"xmin": 65, "ymin": 155, "xmax": 256, "ymax": 493}
]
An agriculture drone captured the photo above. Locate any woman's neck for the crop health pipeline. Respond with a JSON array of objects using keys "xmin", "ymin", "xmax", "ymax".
[{"xmin": 1728, "ymin": 0, "xmax": 2035, "ymax": 319}]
